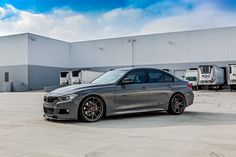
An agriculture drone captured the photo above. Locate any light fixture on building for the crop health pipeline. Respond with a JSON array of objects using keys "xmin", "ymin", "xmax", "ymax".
[
  {"xmin": 99, "ymin": 47, "xmax": 104, "ymax": 51},
  {"xmin": 128, "ymin": 38, "xmax": 137, "ymax": 67},
  {"xmin": 29, "ymin": 36, "xmax": 36, "ymax": 41},
  {"xmin": 168, "ymin": 41, "xmax": 174, "ymax": 45}
]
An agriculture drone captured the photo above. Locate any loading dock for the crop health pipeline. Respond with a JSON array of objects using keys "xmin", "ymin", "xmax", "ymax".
[{"xmin": 1, "ymin": 27, "xmax": 236, "ymax": 90}]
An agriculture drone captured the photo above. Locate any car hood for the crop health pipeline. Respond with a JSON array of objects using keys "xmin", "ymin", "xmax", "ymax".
[{"xmin": 48, "ymin": 83, "xmax": 113, "ymax": 96}]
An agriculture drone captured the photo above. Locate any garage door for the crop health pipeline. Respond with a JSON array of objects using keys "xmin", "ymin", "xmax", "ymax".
[{"xmin": 174, "ymin": 70, "xmax": 186, "ymax": 80}]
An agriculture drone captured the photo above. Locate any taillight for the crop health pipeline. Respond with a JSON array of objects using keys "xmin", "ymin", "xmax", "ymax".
[{"xmin": 187, "ymin": 83, "xmax": 192, "ymax": 90}]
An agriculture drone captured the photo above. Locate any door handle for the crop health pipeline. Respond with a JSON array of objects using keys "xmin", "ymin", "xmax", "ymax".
[
  {"xmin": 167, "ymin": 84, "xmax": 172, "ymax": 88},
  {"xmin": 140, "ymin": 86, "xmax": 147, "ymax": 90}
]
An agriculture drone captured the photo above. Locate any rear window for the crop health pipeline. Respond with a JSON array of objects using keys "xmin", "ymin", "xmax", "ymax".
[
  {"xmin": 148, "ymin": 70, "xmax": 174, "ymax": 83},
  {"xmin": 186, "ymin": 77, "xmax": 197, "ymax": 81}
]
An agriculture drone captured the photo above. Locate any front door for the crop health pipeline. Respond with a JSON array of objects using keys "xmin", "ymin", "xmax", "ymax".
[{"xmin": 115, "ymin": 69, "xmax": 148, "ymax": 112}]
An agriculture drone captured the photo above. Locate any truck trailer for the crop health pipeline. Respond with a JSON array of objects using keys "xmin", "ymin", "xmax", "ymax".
[
  {"xmin": 198, "ymin": 65, "xmax": 225, "ymax": 89},
  {"xmin": 76, "ymin": 70, "xmax": 104, "ymax": 84},
  {"xmin": 60, "ymin": 70, "xmax": 104, "ymax": 85},
  {"xmin": 228, "ymin": 64, "xmax": 236, "ymax": 90},
  {"xmin": 60, "ymin": 71, "xmax": 71, "ymax": 85},
  {"xmin": 184, "ymin": 69, "xmax": 198, "ymax": 90}
]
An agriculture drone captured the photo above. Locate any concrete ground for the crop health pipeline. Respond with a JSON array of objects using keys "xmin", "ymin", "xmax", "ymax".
[{"xmin": 0, "ymin": 91, "xmax": 236, "ymax": 157}]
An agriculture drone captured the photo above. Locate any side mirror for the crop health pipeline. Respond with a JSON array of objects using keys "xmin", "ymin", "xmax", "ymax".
[{"xmin": 121, "ymin": 77, "xmax": 132, "ymax": 85}]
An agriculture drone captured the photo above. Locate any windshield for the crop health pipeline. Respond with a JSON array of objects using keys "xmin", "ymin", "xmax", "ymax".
[
  {"xmin": 186, "ymin": 77, "xmax": 197, "ymax": 81},
  {"xmin": 91, "ymin": 70, "xmax": 128, "ymax": 84}
]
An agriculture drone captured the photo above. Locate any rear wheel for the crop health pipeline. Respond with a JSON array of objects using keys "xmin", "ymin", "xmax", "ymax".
[
  {"xmin": 79, "ymin": 96, "xmax": 105, "ymax": 122},
  {"xmin": 168, "ymin": 93, "xmax": 186, "ymax": 115}
]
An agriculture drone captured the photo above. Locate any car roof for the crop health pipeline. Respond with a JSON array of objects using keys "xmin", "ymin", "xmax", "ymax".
[{"xmin": 115, "ymin": 67, "xmax": 162, "ymax": 71}]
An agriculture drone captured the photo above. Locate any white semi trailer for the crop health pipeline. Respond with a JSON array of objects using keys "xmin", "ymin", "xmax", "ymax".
[
  {"xmin": 76, "ymin": 70, "xmax": 104, "ymax": 84},
  {"xmin": 228, "ymin": 64, "xmax": 236, "ymax": 90},
  {"xmin": 60, "ymin": 71, "xmax": 71, "ymax": 85},
  {"xmin": 184, "ymin": 70, "xmax": 198, "ymax": 90},
  {"xmin": 198, "ymin": 65, "xmax": 225, "ymax": 89},
  {"xmin": 60, "ymin": 70, "xmax": 104, "ymax": 85}
]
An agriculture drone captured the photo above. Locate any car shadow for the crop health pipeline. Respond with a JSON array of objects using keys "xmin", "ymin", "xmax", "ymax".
[{"xmin": 51, "ymin": 110, "xmax": 236, "ymax": 129}]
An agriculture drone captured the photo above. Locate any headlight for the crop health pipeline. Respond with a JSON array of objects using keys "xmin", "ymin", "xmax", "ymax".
[{"xmin": 59, "ymin": 94, "xmax": 78, "ymax": 101}]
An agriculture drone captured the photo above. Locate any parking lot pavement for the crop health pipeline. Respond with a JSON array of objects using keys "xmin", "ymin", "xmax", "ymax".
[{"xmin": 0, "ymin": 91, "xmax": 236, "ymax": 157}]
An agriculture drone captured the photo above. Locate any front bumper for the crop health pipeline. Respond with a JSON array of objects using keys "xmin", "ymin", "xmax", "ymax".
[{"xmin": 43, "ymin": 100, "xmax": 79, "ymax": 120}]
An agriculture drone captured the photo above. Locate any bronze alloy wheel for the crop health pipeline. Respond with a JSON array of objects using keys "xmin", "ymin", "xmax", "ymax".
[
  {"xmin": 168, "ymin": 93, "xmax": 186, "ymax": 115},
  {"xmin": 79, "ymin": 96, "xmax": 104, "ymax": 122}
]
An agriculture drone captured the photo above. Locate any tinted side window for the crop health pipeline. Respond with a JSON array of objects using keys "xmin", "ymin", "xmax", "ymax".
[
  {"xmin": 148, "ymin": 70, "xmax": 174, "ymax": 83},
  {"xmin": 125, "ymin": 70, "xmax": 147, "ymax": 84}
]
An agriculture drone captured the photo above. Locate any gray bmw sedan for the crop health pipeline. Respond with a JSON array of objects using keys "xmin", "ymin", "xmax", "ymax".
[{"xmin": 43, "ymin": 67, "xmax": 194, "ymax": 122}]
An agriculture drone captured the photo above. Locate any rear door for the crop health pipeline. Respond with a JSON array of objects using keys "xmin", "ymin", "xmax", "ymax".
[{"xmin": 148, "ymin": 69, "xmax": 175, "ymax": 109}]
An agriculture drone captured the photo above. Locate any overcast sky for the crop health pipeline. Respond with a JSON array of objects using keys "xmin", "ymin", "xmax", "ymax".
[{"xmin": 0, "ymin": 0, "xmax": 236, "ymax": 41}]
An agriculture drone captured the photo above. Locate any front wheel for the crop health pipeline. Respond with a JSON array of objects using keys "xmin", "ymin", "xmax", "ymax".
[
  {"xmin": 79, "ymin": 96, "xmax": 105, "ymax": 122},
  {"xmin": 168, "ymin": 93, "xmax": 186, "ymax": 115}
]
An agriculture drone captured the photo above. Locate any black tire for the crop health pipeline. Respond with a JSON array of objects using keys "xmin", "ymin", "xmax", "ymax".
[
  {"xmin": 168, "ymin": 93, "xmax": 186, "ymax": 115},
  {"xmin": 193, "ymin": 86, "xmax": 198, "ymax": 91},
  {"xmin": 198, "ymin": 85, "xmax": 202, "ymax": 90},
  {"xmin": 78, "ymin": 96, "xmax": 105, "ymax": 122},
  {"xmin": 219, "ymin": 85, "xmax": 223, "ymax": 90}
]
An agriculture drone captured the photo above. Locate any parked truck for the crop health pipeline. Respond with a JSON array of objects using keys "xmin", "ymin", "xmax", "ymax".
[
  {"xmin": 75, "ymin": 70, "xmax": 104, "ymax": 84},
  {"xmin": 60, "ymin": 71, "xmax": 71, "ymax": 85},
  {"xmin": 60, "ymin": 70, "xmax": 104, "ymax": 85},
  {"xmin": 228, "ymin": 64, "xmax": 236, "ymax": 90},
  {"xmin": 198, "ymin": 65, "xmax": 225, "ymax": 89},
  {"xmin": 184, "ymin": 69, "xmax": 198, "ymax": 90}
]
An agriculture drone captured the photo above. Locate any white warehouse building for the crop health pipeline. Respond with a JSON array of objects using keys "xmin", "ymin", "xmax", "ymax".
[{"xmin": 1, "ymin": 26, "xmax": 236, "ymax": 90}]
